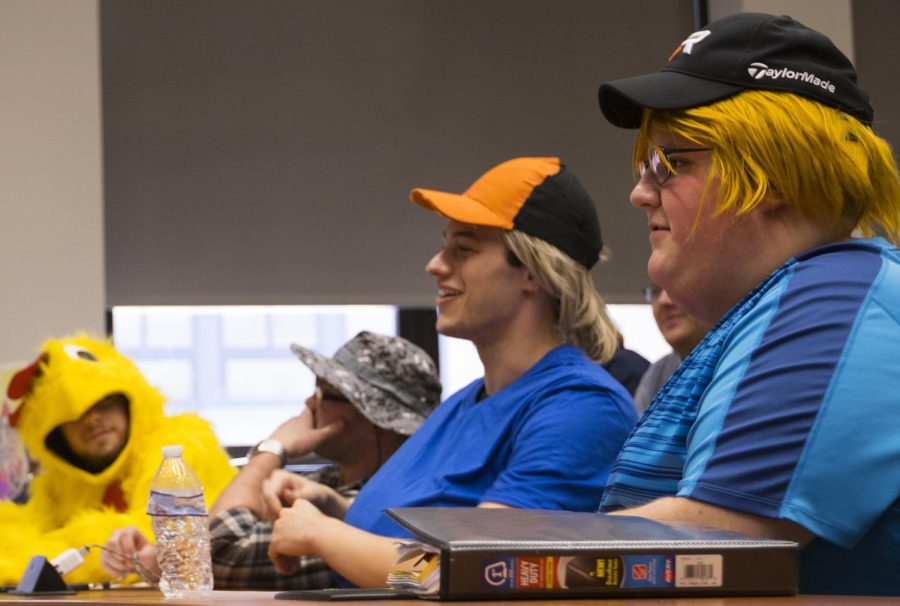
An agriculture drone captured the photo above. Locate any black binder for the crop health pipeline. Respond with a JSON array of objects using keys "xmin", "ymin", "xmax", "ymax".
[{"xmin": 386, "ymin": 507, "xmax": 798, "ymax": 600}]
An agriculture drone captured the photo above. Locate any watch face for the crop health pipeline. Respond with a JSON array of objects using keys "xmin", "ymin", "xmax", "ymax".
[{"xmin": 253, "ymin": 439, "xmax": 285, "ymax": 460}]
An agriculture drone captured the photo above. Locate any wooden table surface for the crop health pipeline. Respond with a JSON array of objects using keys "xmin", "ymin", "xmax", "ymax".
[{"xmin": 0, "ymin": 588, "xmax": 896, "ymax": 606}]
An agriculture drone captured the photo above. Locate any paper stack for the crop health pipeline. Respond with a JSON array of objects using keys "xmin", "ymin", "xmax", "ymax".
[{"xmin": 386, "ymin": 541, "xmax": 440, "ymax": 595}]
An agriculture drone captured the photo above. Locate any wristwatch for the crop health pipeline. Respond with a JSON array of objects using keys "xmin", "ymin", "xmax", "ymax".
[{"xmin": 247, "ymin": 438, "xmax": 287, "ymax": 467}]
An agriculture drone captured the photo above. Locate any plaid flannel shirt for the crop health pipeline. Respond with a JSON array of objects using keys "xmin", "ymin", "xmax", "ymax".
[{"xmin": 209, "ymin": 467, "xmax": 361, "ymax": 590}]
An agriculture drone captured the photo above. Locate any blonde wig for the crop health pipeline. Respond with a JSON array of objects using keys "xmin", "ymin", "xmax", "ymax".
[{"xmin": 633, "ymin": 90, "xmax": 900, "ymax": 244}]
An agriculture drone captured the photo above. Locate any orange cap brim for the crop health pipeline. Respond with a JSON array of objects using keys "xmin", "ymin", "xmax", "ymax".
[{"xmin": 410, "ymin": 188, "xmax": 514, "ymax": 229}]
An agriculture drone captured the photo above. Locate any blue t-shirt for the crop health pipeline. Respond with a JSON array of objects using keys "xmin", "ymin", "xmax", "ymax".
[
  {"xmin": 601, "ymin": 239, "xmax": 900, "ymax": 595},
  {"xmin": 344, "ymin": 344, "xmax": 636, "ymax": 538}
]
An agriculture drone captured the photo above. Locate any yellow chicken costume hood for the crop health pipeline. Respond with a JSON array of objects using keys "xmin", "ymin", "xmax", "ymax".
[{"xmin": 0, "ymin": 335, "xmax": 236, "ymax": 585}]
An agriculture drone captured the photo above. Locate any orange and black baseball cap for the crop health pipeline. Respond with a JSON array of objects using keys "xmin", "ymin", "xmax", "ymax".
[{"xmin": 410, "ymin": 157, "xmax": 602, "ymax": 269}]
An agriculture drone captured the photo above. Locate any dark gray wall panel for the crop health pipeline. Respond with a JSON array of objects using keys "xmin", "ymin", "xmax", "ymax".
[
  {"xmin": 102, "ymin": 0, "xmax": 695, "ymax": 306},
  {"xmin": 853, "ymin": 0, "xmax": 900, "ymax": 155}
]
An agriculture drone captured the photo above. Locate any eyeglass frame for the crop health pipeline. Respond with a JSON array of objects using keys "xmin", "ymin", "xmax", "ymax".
[
  {"xmin": 315, "ymin": 384, "xmax": 351, "ymax": 405},
  {"xmin": 638, "ymin": 146, "xmax": 712, "ymax": 186}
]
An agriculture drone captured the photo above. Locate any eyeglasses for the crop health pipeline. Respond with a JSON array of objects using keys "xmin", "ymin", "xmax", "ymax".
[
  {"xmin": 315, "ymin": 385, "xmax": 351, "ymax": 404},
  {"xmin": 639, "ymin": 146, "xmax": 711, "ymax": 186},
  {"xmin": 642, "ymin": 284, "xmax": 662, "ymax": 303}
]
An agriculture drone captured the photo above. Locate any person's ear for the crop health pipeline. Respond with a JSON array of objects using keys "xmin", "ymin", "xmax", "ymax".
[
  {"xmin": 521, "ymin": 269, "xmax": 542, "ymax": 294},
  {"xmin": 760, "ymin": 187, "xmax": 786, "ymax": 213}
]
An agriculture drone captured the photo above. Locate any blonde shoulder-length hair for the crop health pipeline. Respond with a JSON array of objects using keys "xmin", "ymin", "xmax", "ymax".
[{"xmin": 501, "ymin": 229, "xmax": 618, "ymax": 364}]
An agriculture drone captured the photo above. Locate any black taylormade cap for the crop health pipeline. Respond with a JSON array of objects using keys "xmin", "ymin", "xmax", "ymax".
[{"xmin": 599, "ymin": 12, "xmax": 873, "ymax": 128}]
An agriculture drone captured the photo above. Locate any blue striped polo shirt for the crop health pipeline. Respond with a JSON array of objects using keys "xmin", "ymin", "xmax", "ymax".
[{"xmin": 601, "ymin": 238, "xmax": 900, "ymax": 595}]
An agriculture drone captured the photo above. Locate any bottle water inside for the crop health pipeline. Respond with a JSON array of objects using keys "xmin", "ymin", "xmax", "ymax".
[{"xmin": 147, "ymin": 444, "xmax": 213, "ymax": 597}]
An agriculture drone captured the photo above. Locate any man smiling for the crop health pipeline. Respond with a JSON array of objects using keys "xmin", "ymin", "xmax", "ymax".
[
  {"xmin": 264, "ymin": 157, "xmax": 637, "ymax": 587},
  {"xmin": 57, "ymin": 395, "xmax": 130, "ymax": 473},
  {"xmin": 0, "ymin": 335, "xmax": 235, "ymax": 585},
  {"xmin": 597, "ymin": 12, "xmax": 900, "ymax": 595}
]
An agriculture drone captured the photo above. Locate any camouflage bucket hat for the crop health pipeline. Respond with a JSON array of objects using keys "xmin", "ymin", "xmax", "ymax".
[{"xmin": 290, "ymin": 331, "xmax": 442, "ymax": 435}]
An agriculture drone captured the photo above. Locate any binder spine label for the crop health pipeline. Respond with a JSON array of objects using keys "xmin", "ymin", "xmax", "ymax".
[
  {"xmin": 482, "ymin": 558, "xmax": 516, "ymax": 589},
  {"xmin": 675, "ymin": 554, "xmax": 723, "ymax": 587},
  {"xmin": 479, "ymin": 555, "xmax": 693, "ymax": 592}
]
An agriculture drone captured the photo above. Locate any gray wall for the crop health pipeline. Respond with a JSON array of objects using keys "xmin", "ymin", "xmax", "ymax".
[
  {"xmin": 853, "ymin": 0, "xmax": 900, "ymax": 154},
  {"xmin": 102, "ymin": 0, "xmax": 899, "ymax": 309},
  {"xmin": 0, "ymin": 0, "xmax": 104, "ymax": 364},
  {"xmin": 102, "ymin": 0, "xmax": 695, "ymax": 307}
]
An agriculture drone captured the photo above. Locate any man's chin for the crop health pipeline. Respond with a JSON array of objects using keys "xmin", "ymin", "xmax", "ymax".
[
  {"xmin": 82, "ymin": 444, "xmax": 125, "ymax": 469},
  {"xmin": 79, "ymin": 453, "xmax": 120, "ymax": 473},
  {"xmin": 647, "ymin": 260, "xmax": 680, "ymax": 296},
  {"xmin": 436, "ymin": 320, "xmax": 467, "ymax": 340}
]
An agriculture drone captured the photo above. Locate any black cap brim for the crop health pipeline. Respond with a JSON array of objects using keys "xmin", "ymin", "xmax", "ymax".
[{"xmin": 599, "ymin": 71, "xmax": 745, "ymax": 129}]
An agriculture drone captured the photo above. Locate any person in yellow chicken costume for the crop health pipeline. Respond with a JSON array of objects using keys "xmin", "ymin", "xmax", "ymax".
[{"xmin": 0, "ymin": 335, "xmax": 237, "ymax": 585}]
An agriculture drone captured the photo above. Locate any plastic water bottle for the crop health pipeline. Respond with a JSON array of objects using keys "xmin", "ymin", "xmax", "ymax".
[{"xmin": 147, "ymin": 445, "xmax": 213, "ymax": 597}]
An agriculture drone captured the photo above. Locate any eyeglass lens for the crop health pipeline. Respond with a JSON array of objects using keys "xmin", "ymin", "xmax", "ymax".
[{"xmin": 639, "ymin": 147, "xmax": 711, "ymax": 185}]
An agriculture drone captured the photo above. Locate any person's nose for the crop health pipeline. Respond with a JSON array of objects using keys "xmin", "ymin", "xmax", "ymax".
[
  {"xmin": 80, "ymin": 408, "xmax": 103, "ymax": 430},
  {"xmin": 305, "ymin": 393, "xmax": 320, "ymax": 425},
  {"xmin": 657, "ymin": 289, "xmax": 674, "ymax": 306},
  {"xmin": 305, "ymin": 393, "xmax": 319, "ymax": 411},
  {"xmin": 630, "ymin": 176, "xmax": 660, "ymax": 210},
  {"xmin": 426, "ymin": 250, "xmax": 450, "ymax": 277}
]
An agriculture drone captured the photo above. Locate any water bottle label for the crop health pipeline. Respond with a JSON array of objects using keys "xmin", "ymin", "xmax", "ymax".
[{"xmin": 147, "ymin": 490, "xmax": 207, "ymax": 516}]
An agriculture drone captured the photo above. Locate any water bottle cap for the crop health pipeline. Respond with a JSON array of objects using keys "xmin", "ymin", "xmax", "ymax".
[{"xmin": 161, "ymin": 445, "xmax": 183, "ymax": 458}]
